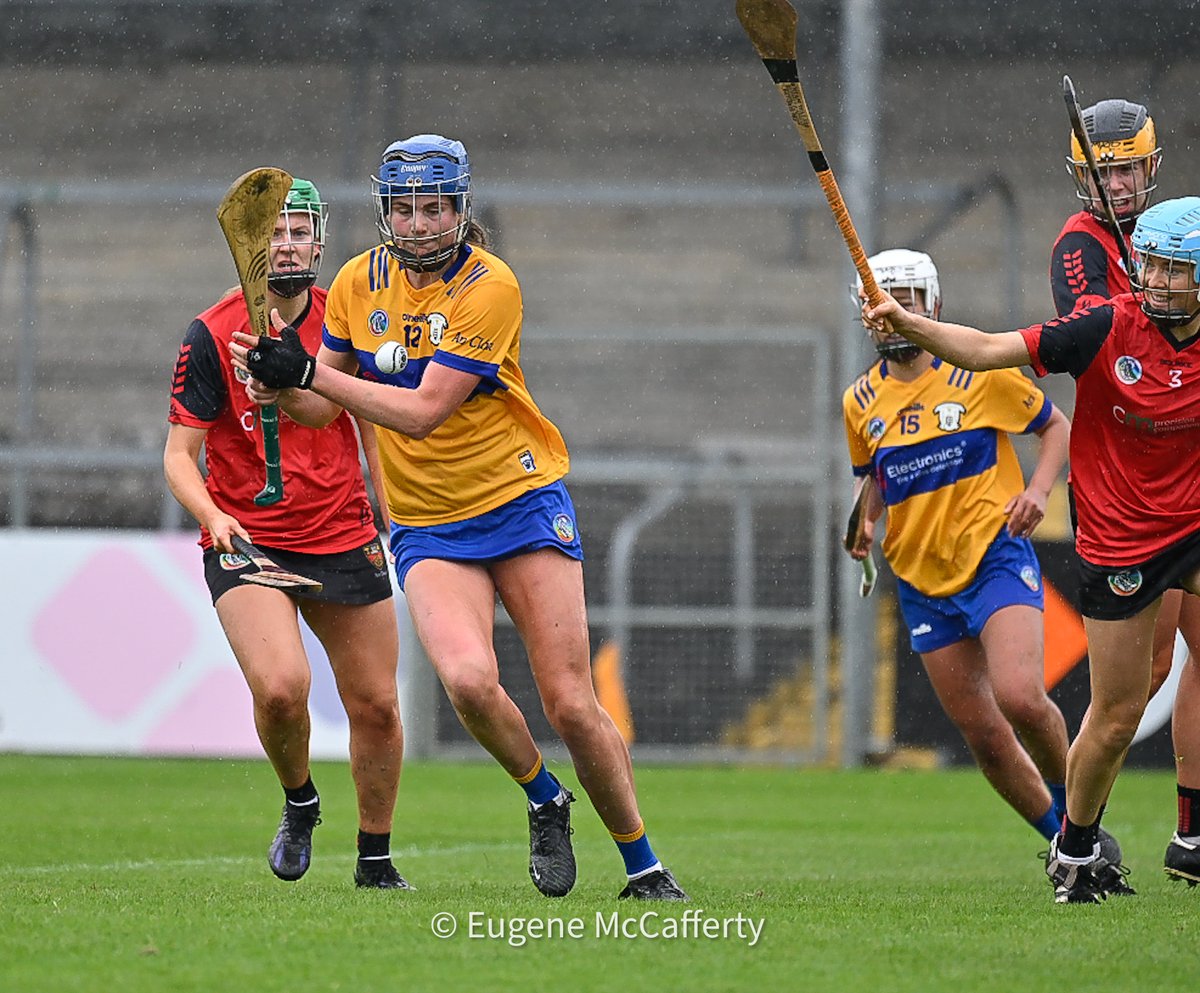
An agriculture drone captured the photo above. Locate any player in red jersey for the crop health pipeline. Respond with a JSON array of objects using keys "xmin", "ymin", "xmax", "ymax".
[
  {"xmin": 865, "ymin": 197, "xmax": 1200, "ymax": 903},
  {"xmin": 164, "ymin": 178, "xmax": 408, "ymax": 890},
  {"xmin": 1051, "ymin": 103, "xmax": 1200, "ymax": 883}
]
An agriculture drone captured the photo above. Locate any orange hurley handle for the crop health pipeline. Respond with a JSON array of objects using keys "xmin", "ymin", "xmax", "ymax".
[{"xmin": 767, "ymin": 75, "xmax": 884, "ymax": 308}]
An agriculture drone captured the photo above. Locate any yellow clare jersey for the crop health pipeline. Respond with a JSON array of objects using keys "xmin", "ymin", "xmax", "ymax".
[
  {"xmin": 323, "ymin": 243, "xmax": 570, "ymax": 526},
  {"xmin": 842, "ymin": 357, "xmax": 1051, "ymax": 597}
]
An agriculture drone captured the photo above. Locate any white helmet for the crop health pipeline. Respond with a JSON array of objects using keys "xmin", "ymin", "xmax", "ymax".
[
  {"xmin": 858, "ymin": 248, "xmax": 942, "ymax": 318},
  {"xmin": 854, "ymin": 249, "xmax": 941, "ymax": 363}
]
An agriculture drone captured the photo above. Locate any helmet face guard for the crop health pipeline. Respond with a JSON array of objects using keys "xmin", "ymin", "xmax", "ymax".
[
  {"xmin": 1067, "ymin": 99, "xmax": 1161, "ymax": 221},
  {"xmin": 854, "ymin": 248, "xmax": 941, "ymax": 363},
  {"xmin": 268, "ymin": 178, "xmax": 328, "ymax": 298},
  {"xmin": 372, "ymin": 135, "xmax": 472, "ymax": 272},
  {"xmin": 1130, "ymin": 197, "xmax": 1200, "ymax": 328}
]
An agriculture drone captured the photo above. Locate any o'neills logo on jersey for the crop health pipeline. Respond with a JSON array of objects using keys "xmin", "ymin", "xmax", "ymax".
[
  {"xmin": 1107, "ymin": 569, "xmax": 1143, "ymax": 597},
  {"xmin": 1114, "ymin": 355, "xmax": 1143, "ymax": 385},
  {"xmin": 368, "ymin": 309, "xmax": 390, "ymax": 337},
  {"xmin": 553, "ymin": 514, "xmax": 576, "ymax": 543}
]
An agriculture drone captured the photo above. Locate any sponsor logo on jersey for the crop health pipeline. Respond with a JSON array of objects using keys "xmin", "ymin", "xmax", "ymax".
[
  {"xmin": 451, "ymin": 331, "xmax": 494, "ymax": 352},
  {"xmin": 518, "ymin": 449, "xmax": 536, "ymax": 473},
  {"xmin": 1107, "ymin": 569, "xmax": 1143, "ymax": 597},
  {"xmin": 932, "ymin": 401, "xmax": 967, "ymax": 432},
  {"xmin": 363, "ymin": 540, "xmax": 385, "ymax": 571},
  {"xmin": 553, "ymin": 513, "xmax": 576, "ymax": 543},
  {"xmin": 219, "ymin": 553, "xmax": 250, "ymax": 570},
  {"xmin": 1020, "ymin": 565, "xmax": 1040, "ymax": 592},
  {"xmin": 428, "ymin": 312, "xmax": 448, "ymax": 346},
  {"xmin": 867, "ymin": 417, "xmax": 886, "ymax": 440},
  {"xmin": 368, "ymin": 309, "xmax": 390, "ymax": 337},
  {"xmin": 910, "ymin": 623, "xmax": 933, "ymax": 636},
  {"xmin": 1114, "ymin": 355, "xmax": 1143, "ymax": 385}
]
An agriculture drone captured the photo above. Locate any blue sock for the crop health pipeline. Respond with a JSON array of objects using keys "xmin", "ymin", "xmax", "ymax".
[
  {"xmin": 1046, "ymin": 781, "xmax": 1067, "ymax": 823},
  {"xmin": 515, "ymin": 756, "xmax": 562, "ymax": 807},
  {"xmin": 1032, "ymin": 802, "xmax": 1060, "ymax": 841},
  {"xmin": 613, "ymin": 826, "xmax": 659, "ymax": 877}
]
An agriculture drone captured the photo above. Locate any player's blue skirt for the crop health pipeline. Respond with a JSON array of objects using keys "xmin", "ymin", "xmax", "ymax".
[{"xmin": 388, "ymin": 479, "xmax": 584, "ymax": 589}]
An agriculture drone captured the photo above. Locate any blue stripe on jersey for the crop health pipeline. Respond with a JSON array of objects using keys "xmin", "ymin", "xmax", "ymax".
[
  {"xmin": 459, "ymin": 263, "xmax": 490, "ymax": 291},
  {"xmin": 947, "ymin": 366, "xmax": 974, "ymax": 390},
  {"xmin": 441, "ymin": 245, "xmax": 472, "ymax": 283},
  {"xmin": 323, "ymin": 325, "xmax": 354, "ymax": 352},
  {"xmin": 368, "ymin": 247, "xmax": 391, "ymax": 293},
  {"xmin": 358, "ymin": 349, "xmax": 430, "ymax": 390},
  {"xmin": 1023, "ymin": 396, "xmax": 1052, "ymax": 434},
  {"xmin": 876, "ymin": 427, "xmax": 998, "ymax": 504},
  {"xmin": 434, "ymin": 349, "xmax": 505, "ymax": 393},
  {"xmin": 853, "ymin": 377, "xmax": 875, "ymax": 409}
]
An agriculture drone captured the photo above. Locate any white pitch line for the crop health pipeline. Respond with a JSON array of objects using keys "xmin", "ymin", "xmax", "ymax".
[{"xmin": 1, "ymin": 841, "xmax": 523, "ymax": 878}]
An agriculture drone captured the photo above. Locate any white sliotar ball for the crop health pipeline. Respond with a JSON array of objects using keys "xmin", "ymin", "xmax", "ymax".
[{"xmin": 375, "ymin": 340, "xmax": 408, "ymax": 374}]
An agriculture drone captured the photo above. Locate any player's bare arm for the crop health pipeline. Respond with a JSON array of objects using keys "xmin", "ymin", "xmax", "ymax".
[
  {"xmin": 162, "ymin": 422, "xmax": 251, "ymax": 553},
  {"xmin": 232, "ymin": 325, "xmax": 481, "ymax": 439},
  {"xmin": 865, "ymin": 297, "xmax": 1032, "ymax": 371},
  {"xmin": 1005, "ymin": 404, "xmax": 1070, "ymax": 538}
]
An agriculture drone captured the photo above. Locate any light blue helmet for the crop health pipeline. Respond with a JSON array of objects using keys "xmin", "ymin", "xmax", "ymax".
[
  {"xmin": 371, "ymin": 134, "xmax": 472, "ymax": 272},
  {"xmin": 1130, "ymin": 196, "xmax": 1200, "ymax": 326}
]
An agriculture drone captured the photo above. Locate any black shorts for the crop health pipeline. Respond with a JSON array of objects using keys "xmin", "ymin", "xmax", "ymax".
[
  {"xmin": 203, "ymin": 537, "xmax": 392, "ymax": 607},
  {"xmin": 1077, "ymin": 526, "xmax": 1200, "ymax": 620}
]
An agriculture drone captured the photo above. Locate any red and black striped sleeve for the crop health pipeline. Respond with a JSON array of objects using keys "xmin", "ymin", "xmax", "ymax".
[
  {"xmin": 1018, "ymin": 305, "xmax": 1115, "ymax": 379},
  {"xmin": 1050, "ymin": 230, "xmax": 1114, "ymax": 316},
  {"xmin": 168, "ymin": 319, "xmax": 227, "ymax": 424}
]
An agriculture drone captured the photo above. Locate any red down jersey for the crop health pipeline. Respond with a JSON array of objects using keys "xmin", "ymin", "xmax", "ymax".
[
  {"xmin": 1019, "ymin": 294, "xmax": 1200, "ymax": 566},
  {"xmin": 168, "ymin": 287, "xmax": 377, "ymax": 552},
  {"xmin": 1050, "ymin": 210, "xmax": 1132, "ymax": 316}
]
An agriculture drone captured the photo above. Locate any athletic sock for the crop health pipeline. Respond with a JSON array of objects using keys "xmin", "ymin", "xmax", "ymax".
[
  {"xmin": 284, "ymin": 776, "xmax": 319, "ymax": 807},
  {"xmin": 1046, "ymin": 781, "xmax": 1067, "ymax": 822},
  {"xmin": 1031, "ymin": 802, "xmax": 1060, "ymax": 842},
  {"xmin": 514, "ymin": 754, "xmax": 562, "ymax": 807},
  {"xmin": 1177, "ymin": 784, "xmax": 1200, "ymax": 839},
  {"xmin": 357, "ymin": 830, "xmax": 391, "ymax": 861},
  {"xmin": 611, "ymin": 822, "xmax": 659, "ymax": 877},
  {"xmin": 1060, "ymin": 811, "xmax": 1101, "ymax": 860}
]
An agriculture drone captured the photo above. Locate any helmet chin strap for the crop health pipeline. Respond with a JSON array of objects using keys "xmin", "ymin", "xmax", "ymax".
[
  {"xmin": 267, "ymin": 270, "xmax": 318, "ymax": 298},
  {"xmin": 876, "ymin": 340, "xmax": 923, "ymax": 364}
]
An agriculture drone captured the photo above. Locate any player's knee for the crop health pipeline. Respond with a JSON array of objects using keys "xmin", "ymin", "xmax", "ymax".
[
  {"xmin": 346, "ymin": 695, "xmax": 401, "ymax": 736},
  {"xmin": 254, "ymin": 678, "xmax": 308, "ymax": 723},
  {"xmin": 440, "ymin": 666, "xmax": 502, "ymax": 719},
  {"xmin": 542, "ymin": 691, "xmax": 601, "ymax": 743},
  {"xmin": 1087, "ymin": 700, "xmax": 1144, "ymax": 752}
]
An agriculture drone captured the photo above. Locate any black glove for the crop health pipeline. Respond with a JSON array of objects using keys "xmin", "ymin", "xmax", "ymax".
[{"xmin": 246, "ymin": 325, "xmax": 316, "ymax": 390}]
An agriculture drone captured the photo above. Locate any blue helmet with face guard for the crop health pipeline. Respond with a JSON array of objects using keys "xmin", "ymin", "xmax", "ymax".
[
  {"xmin": 1130, "ymin": 196, "xmax": 1200, "ymax": 326},
  {"xmin": 372, "ymin": 134, "xmax": 472, "ymax": 272}
]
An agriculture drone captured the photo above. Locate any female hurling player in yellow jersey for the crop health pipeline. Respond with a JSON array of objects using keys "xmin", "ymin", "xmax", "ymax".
[
  {"xmin": 839, "ymin": 250, "xmax": 1128, "ymax": 887},
  {"xmin": 232, "ymin": 134, "xmax": 685, "ymax": 902}
]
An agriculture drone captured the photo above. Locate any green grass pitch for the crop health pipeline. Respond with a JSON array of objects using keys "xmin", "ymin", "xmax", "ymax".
[{"xmin": 0, "ymin": 755, "xmax": 1193, "ymax": 992}]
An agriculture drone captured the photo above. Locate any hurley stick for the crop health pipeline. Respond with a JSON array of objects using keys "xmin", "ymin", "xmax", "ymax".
[
  {"xmin": 736, "ymin": 0, "xmax": 883, "ymax": 306},
  {"xmin": 216, "ymin": 168, "xmax": 293, "ymax": 506}
]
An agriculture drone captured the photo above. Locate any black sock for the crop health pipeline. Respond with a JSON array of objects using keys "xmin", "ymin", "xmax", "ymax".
[
  {"xmin": 1060, "ymin": 808, "xmax": 1102, "ymax": 859},
  {"xmin": 358, "ymin": 830, "xmax": 391, "ymax": 860},
  {"xmin": 284, "ymin": 776, "xmax": 318, "ymax": 806},
  {"xmin": 1178, "ymin": 785, "xmax": 1200, "ymax": 836}
]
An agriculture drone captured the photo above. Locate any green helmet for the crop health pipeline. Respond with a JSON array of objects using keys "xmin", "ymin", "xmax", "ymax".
[{"xmin": 270, "ymin": 177, "xmax": 329, "ymax": 298}]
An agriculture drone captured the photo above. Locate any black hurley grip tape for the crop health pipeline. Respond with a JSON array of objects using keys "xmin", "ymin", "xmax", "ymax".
[
  {"xmin": 762, "ymin": 58, "xmax": 799, "ymax": 84},
  {"xmin": 808, "ymin": 151, "xmax": 829, "ymax": 172}
]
